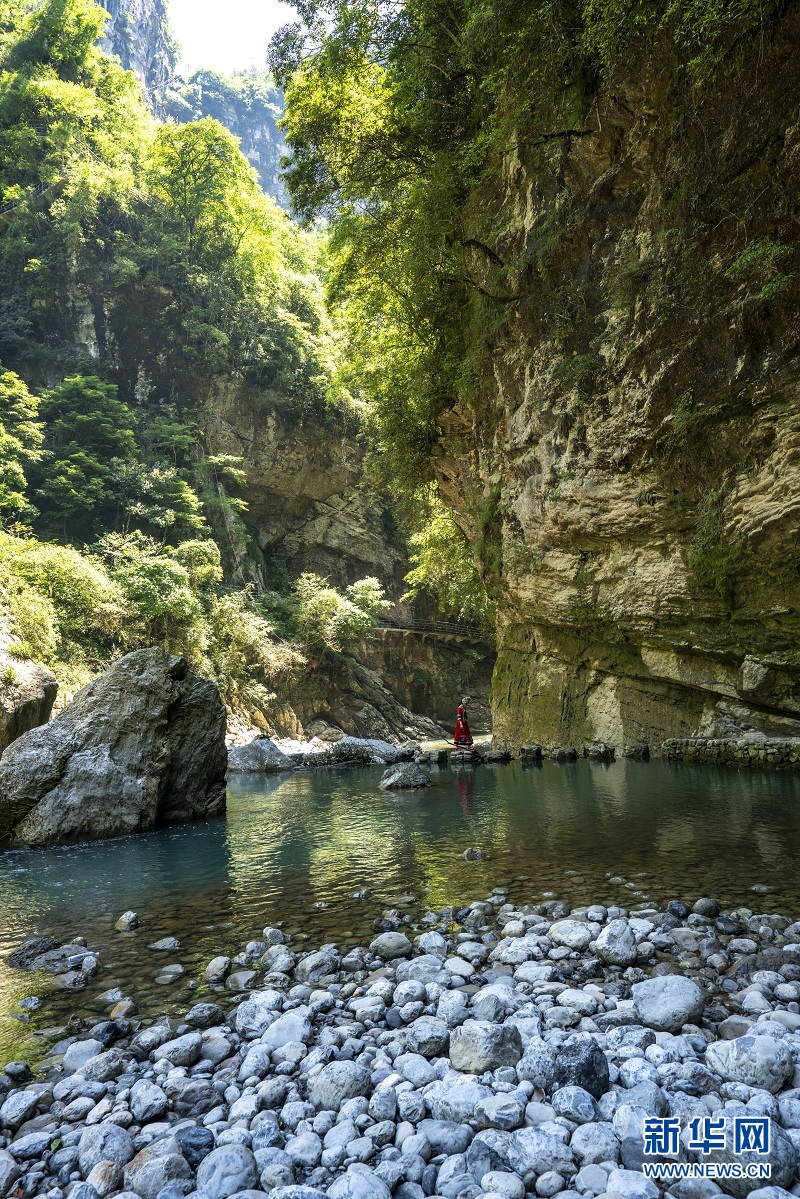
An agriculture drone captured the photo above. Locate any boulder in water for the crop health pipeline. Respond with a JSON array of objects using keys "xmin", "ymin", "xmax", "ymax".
[
  {"xmin": 228, "ymin": 737, "xmax": 293, "ymax": 773},
  {"xmin": 379, "ymin": 763, "xmax": 431, "ymax": 789},
  {"xmin": 0, "ymin": 648, "xmax": 226, "ymax": 847}
]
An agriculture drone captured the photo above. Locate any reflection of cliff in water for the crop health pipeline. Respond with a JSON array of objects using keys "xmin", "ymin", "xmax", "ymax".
[{"xmin": 2, "ymin": 761, "xmax": 800, "ymax": 1047}]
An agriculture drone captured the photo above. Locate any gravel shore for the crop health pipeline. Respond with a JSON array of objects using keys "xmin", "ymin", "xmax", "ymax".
[{"xmin": 4, "ymin": 890, "xmax": 800, "ymax": 1199}]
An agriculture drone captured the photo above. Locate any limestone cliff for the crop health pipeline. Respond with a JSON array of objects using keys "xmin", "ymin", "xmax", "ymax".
[
  {"xmin": 355, "ymin": 630, "xmax": 494, "ymax": 732},
  {"xmin": 435, "ymin": 11, "xmax": 800, "ymax": 753},
  {"xmin": 99, "ymin": 0, "xmax": 175, "ymax": 114},
  {"xmin": 202, "ymin": 382, "xmax": 405, "ymax": 590}
]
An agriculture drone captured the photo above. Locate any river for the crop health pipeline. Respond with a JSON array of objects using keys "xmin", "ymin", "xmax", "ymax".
[{"xmin": 1, "ymin": 758, "xmax": 799, "ymax": 1060}]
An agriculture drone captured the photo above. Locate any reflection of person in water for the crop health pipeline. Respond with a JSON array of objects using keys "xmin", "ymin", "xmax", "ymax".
[
  {"xmin": 453, "ymin": 697, "xmax": 474, "ymax": 747},
  {"xmin": 456, "ymin": 768, "xmax": 474, "ymax": 815}
]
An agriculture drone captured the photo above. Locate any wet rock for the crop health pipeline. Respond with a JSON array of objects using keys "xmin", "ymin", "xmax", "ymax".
[
  {"xmin": 204, "ymin": 955, "xmax": 231, "ymax": 983},
  {"xmin": 227, "ymin": 737, "xmax": 293, "ymax": 773},
  {"xmin": 0, "ymin": 648, "xmax": 227, "ymax": 847},
  {"xmin": 5, "ymin": 935, "xmax": 61, "ymax": 969},
  {"xmin": 379, "ymin": 763, "xmax": 431, "ymax": 789},
  {"xmin": 115, "ymin": 911, "xmax": 139, "ymax": 932}
]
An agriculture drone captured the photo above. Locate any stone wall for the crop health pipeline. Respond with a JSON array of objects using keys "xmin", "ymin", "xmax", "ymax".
[{"xmin": 661, "ymin": 738, "xmax": 800, "ymax": 769}]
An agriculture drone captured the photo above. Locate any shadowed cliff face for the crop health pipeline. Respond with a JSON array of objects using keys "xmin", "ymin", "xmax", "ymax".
[
  {"xmin": 435, "ymin": 14, "xmax": 800, "ymax": 753},
  {"xmin": 202, "ymin": 382, "xmax": 405, "ymax": 590}
]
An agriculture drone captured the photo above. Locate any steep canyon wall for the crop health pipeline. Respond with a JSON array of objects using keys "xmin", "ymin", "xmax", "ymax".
[{"xmin": 436, "ymin": 13, "xmax": 800, "ymax": 753}]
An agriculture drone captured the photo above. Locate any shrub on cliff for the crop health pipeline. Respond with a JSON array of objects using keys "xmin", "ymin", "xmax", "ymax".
[{"xmin": 291, "ymin": 572, "xmax": 391, "ymax": 652}]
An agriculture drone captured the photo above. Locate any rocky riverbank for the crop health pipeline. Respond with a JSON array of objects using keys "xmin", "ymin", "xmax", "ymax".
[{"xmin": 4, "ymin": 890, "xmax": 800, "ymax": 1199}]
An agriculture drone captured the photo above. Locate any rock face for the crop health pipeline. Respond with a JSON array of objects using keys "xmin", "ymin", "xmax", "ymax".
[
  {"xmin": 354, "ymin": 629, "xmax": 495, "ymax": 732},
  {"xmin": 99, "ymin": 0, "xmax": 175, "ymax": 114},
  {"xmin": 202, "ymin": 382, "xmax": 407, "ymax": 592},
  {"xmin": 429, "ymin": 8, "xmax": 800, "ymax": 752},
  {"xmin": 0, "ymin": 628, "xmax": 57, "ymax": 754},
  {"xmin": 0, "ymin": 648, "xmax": 227, "ymax": 847}
]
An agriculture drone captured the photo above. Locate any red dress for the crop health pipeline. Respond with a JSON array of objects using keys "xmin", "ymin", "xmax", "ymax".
[{"xmin": 453, "ymin": 703, "xmax": 473, "ymax": 747}]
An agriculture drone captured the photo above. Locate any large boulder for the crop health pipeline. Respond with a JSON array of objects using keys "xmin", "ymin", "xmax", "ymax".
[
  {"xmin": 228, "ymin": 737, "xmax": 293, "ymax": 773},
  {"xmin": 631, "ymin": 975, "xmax": 704, "ymax": 1032},
  {"xmin": 0, "ymin": 627, "xmax": 57, "ymax": 754},
  {"xmin": 379, "ymin": 763, "xmax": 430, "ymax": 789},
  {"xmin": 0, "ymin": 648, "xmax": 227, "ymax": 846}
]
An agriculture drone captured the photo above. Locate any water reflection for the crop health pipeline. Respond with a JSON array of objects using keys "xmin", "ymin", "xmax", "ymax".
[{"xmin": 1, "ymin": 759, "xmax": 799, "ymax": 1057}]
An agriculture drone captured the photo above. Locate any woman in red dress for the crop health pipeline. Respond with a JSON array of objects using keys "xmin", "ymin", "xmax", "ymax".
[{"xmin": 453, "ymin": 697, "xmax": 474, "ymax": 747}]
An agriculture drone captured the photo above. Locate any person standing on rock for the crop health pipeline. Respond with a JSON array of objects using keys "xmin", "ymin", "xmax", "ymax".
[{"xmin": 453, "ymin": 697, "xmax": 474, "ymax": 748}]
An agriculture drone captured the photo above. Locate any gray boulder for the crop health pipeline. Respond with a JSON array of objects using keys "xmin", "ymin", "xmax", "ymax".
[
  {"xmin": 706, "ymin": 1119, "xmax": 796, "ymax": 1198},
  {"xmin": 379, "ymin": 762, "xmax": 430, "ymax": 789},
  {"xmin": 129, "ymin": 1080, "xmax": 168, "ymax": 1123},
  {"xmin": 596, "ymin": 919, "xmax": 638, "ymax": 966},
  {"xmin": 449, "ymin": 1019, "xmax": 523, "ymax": 1073},
  {"xmin": 0, "ymin": 1150, "xmax": 20, "ymax": 1197},
  {"xmin": 370, "ymin": 931, "xmax": 413, "ymax": 959},
  {"xmin": 0, "ymin": 626, "xmax": 57, "ymax": 754},
  {"xmin": 0, "ymin": 648, "xmax": 227, "ymax": 847},
  {"xmin": 705, "ymin": 1036, "xmax": 794, "ymax": 1094},
  {"xmin": 309, "ymin": 1061, "xmax": 370, "ymax": 1110},
  {"xmin": 78, "ymin": 1124, "xmax": 136, "ymax": 1177},
  {"xmin": 227, "ymin": 737, "xmax": 293, "ymax": 773},
  {"xmin": 122, "ymin": 1138, "xmax": 192, "ymax": 1199},
  {"xmin": 195, "ymin": 1145, "xmax": 259, "ymax": 1199},
  {"xmin": 631, "ymin": 975, "xmax": 705, "ymax": 1032}
]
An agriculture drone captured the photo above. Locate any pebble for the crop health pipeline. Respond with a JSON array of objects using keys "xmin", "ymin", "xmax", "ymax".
[{"xmin": 6, "ymin": 890, "xmax": 800, "ymax": 1199}]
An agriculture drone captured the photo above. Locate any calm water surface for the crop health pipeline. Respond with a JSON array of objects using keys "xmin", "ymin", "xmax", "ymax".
[{"xmin": 1, "ymin": 759, "xmax": 800, "ymax": 1059}]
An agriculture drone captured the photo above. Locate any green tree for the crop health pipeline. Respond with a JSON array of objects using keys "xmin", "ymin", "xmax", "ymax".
[
  {"xmin": 93, "ymin": 531, "xmax": 202, "ymax": 654},
  {"xmin": 114, "ymin": 460, "xmax": 206, "ymax": 540},
  {"xmin": 403, "ymin": 492, "xmax": 494, "ymax": 632},
  {"xmin": 0, "ymin": 366, "xmax": 42, "ymax": 524},
  {"xmin": 292, "ymin": 572, "xmax": 390, "ymax": 651},
  {"xmin": 32, "ymin": 375, "xmax": 136, "ymax": 536}
]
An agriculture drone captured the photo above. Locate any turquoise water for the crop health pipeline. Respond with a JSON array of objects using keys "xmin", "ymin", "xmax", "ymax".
[{"xmin": 1, "ymin": 758, "xmax": 800, "ymax": 1058}]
